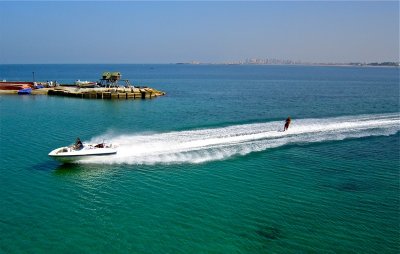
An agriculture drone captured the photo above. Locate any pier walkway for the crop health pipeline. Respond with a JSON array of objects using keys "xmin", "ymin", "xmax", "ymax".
[{"xmin": 0, "ymin": 86, "xmax": 166, "ymax": 100}]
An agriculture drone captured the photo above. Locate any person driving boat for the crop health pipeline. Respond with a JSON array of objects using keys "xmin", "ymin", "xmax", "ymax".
[{"xmin": 74, "ymin": 137, "xmax": 83, "ymax": 150}]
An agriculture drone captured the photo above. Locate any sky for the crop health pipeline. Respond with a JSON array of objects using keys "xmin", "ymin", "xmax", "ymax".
[{"xmin": 0, "ymin": 1, "xmax": 398, "ymax": 64}]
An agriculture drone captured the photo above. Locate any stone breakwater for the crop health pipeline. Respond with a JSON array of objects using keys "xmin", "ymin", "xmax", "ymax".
[{"xmin": 1, "ymin": 86, "xmax": 166, "ymax": 99}]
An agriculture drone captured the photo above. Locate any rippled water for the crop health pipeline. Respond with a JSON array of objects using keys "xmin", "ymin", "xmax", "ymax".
[{"xmin": 0, "ymin": 65, "xmax": 399, "ymax": 253}]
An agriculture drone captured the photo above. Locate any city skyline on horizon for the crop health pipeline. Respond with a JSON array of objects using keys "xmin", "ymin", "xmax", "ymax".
[{"xmin": 0, "ymin": 1, "xmax": 398, "ymax": 64}]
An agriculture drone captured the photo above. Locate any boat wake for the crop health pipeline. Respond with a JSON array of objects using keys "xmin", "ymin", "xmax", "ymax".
[{"xmin": 80, "ymin": 113, "xmax": 399, "ymax": 165}]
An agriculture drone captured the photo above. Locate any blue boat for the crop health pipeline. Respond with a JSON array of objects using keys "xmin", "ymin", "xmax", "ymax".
[{"xmin": 18, "ymin": 88, "xmax": 32, "ymax": 95}]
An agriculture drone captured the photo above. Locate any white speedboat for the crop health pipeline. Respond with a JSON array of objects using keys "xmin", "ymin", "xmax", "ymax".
[{"xmin": 49, "ymin": 142, "xmax": 117, "ymax": 163}]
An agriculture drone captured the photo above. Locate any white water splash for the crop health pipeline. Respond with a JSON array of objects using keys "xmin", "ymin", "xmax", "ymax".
[{"xmin": 80, "ymin": 113, "xmax": 400, "ymax": 165}]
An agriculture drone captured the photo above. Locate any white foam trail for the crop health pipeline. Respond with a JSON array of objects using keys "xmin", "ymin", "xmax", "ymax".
[{"xmin": 81, "ymin": 113, "xmax": 400, "ymax": 165}]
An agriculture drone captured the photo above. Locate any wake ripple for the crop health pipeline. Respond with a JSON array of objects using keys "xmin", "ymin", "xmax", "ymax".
[{"xmin": 81, "ymin": 113, "xmax": 400, "ymax": 165}]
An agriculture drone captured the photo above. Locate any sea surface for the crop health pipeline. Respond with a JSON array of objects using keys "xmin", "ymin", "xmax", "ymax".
[{"xmin": 0, "ymin": 64, "xmax": 399, "ymax": 253}]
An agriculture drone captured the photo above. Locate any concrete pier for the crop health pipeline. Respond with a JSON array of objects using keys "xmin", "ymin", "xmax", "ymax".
[{"xmin": 0, "ymin": 86, "xmax": 166, "ymax": 100}]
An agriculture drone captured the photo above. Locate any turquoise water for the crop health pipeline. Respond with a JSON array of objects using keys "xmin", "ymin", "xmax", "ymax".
[{"xmin": 0, "ymin": 65, "xmax": 399, "ymax": 253}]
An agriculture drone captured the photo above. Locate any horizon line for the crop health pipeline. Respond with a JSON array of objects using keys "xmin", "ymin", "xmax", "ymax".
[{"xmin": 0, "ymin": 61, "xmax": 399, "ymax": 65}]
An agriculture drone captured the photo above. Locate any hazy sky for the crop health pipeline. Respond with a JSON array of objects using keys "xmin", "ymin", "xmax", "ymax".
[{"xmin": 0, "ymin": 1, "xmax": 398, "ymax": 63}]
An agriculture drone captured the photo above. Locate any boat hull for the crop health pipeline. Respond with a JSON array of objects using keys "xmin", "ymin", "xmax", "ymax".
[
  {"xmin": 18, "ymin": 88, "xmax": 32, "ymax": 95},
  {"xmin": 48, "ymin": 145, "xmax": 117, "ymax": 164}
]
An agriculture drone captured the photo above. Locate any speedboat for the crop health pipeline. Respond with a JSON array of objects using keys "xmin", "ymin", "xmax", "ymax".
[{"xmin": 49, "ymin": 142, "xmax": 117, "ymax": 163}]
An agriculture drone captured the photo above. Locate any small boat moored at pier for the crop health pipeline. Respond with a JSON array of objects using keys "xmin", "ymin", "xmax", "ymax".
[
  {"xmin": 18, "ymin": 88, "xmax": 32, "ymax": 95},
  {"xmin": 75, "ymin": 80, "xmax": 98, "ymax": 88},
  {"xmin": 49, "ymin": 142, "xmax": 117, "ymax": 163}
]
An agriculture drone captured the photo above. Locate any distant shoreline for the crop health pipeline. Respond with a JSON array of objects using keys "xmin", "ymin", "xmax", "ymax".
[
  {"xmin": 0, "ymin": 63, "xmax": 398, "ymax": 68},
  {"xmin": 175, "ymin": 63, "xmax": 400, "ymax": 68}
]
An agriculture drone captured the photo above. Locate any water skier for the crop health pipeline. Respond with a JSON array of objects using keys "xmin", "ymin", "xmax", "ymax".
[{"xmin": 283, "ymin": 117, "xmax": 291, "ymax": 131}]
